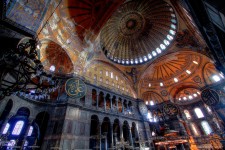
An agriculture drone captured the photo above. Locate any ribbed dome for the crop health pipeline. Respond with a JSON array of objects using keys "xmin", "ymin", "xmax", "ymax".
[{"xmin": 100, "ymin": 0, "xmax": 177, "ymax": 65}]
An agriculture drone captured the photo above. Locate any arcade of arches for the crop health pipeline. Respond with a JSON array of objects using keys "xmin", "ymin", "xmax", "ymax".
[{"xmin": 1, "ymin": 0, "xmax": 225, "ymax": 150}]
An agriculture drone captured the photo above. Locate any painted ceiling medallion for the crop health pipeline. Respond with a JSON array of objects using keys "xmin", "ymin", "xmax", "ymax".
[{"xmin": 100, "ymin": 0, "xmax": 177, "ymax": 65}]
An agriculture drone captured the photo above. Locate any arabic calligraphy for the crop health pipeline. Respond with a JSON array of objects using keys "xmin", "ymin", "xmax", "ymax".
[
  {"xmin": 201, "ymin": 89, "xmax": 220, "ymax": 106},
  {"xmin": 65, "ymin": 78, "xmax": 87, "ymax": 98}
]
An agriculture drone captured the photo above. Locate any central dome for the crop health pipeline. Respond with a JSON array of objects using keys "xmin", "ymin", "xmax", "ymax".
[{"xmin": 100, "ymin": 0, "xmax": 177, "ymax": 65}]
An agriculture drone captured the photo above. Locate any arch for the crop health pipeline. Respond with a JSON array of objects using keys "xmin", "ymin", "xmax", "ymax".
[
  {"xmin": 118, "ymin": 98, "xmax": 122, "ymax": 113},
  {"xmin": 98, "ymin": 92, "xmax": 104, "ymax": 108},
  {"xmin": 16, "ymin": 107, "xmax": 30, "ymax": 117},
  {"xmin": 169, "ymin": 82, "xmax": 201, "ymax": 101},
  {"xmin": 202, "ymin": 62, "xmax": 221, "ymax": 85},
  {"xmin": 84, "ymin": 60, "xmax": 137, "ymax": 98},
  {"xmin": 201, "ymin": 121, "xmax": 213, "ymax": 135},
  {"xmin": 123, "ymin": 121, "xmax": 130, "ymax": 143},
  {"xmin": 112, "ymin": 96, "xmax": 117, "ymax": 110},
  {"xmin": 105, "ymin": 94, "xmax": 111, "ymax": 110},
  {"xmin": 194, "ymin": 107, "xmax": 204, "ymax": 118},
  {"xmin": 90, "ymin": 115, "xmax": 100, "ymax": 149},
  {"xmin": 131, "ymin": 122, "xmax": 139, "ymax": 148},
  {"xmin": 35, "ymin": 111, "xmax": 50, "ymax": 148},
  {"xmin": 113, "ymin": 119, "xmax": 120, "ymax": 146},
  {"xmin": 101, "ymin": 117, "xmax": 111, "ymax": 149},
  {"xmin": 142, "ymin": 91, "xmax": 164, "ymax": 104},
  {"xmin": 92, "ymin": 89, "xmax": 97, "ymax": 106}
]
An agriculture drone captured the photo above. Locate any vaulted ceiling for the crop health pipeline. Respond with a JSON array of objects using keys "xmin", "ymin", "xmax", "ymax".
[{"xmin": 6, "ymin": 0, "xmax": 222, "ymax": 103}]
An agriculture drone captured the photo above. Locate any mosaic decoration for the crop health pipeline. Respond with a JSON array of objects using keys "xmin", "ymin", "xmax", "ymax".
[
  {"xmin": 163, "ymin": 103, "xmax": 179, "ymax": 116},
  {"xmin": 161, "ymin": 90, "xmax": 168, "ymax": 97},
  {"xmin": 176, "ymin": 29, "xmax": 200, "ymax": 48},
  {"xmin": 65, "ymin": 78, "xmax": 87, "ymax": 98},
  {"xmin": 192, "ymin": 75, "xmax": 202, "ymax": 83},
  {"xmin": 6, "ymin": 0, "xmax": 51, "ymax": 32},
  {"xmin": 201, "ymin": 89, "xmax": 220, "ymax": 106},
  {"xmin": 100, "ymin": 0, "xmax": 177, "ymax": 65}
]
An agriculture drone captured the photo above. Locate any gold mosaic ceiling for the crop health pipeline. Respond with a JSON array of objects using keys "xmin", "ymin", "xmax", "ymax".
[
  {"xmin": 14, "ymin": 0, "xmax": 219, "ymax": 100},
  {"xmin": 100, "ymin": 0, "xmax": 177, "ymax": 65}
]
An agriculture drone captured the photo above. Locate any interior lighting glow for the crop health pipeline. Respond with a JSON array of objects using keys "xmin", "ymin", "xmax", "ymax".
[
  {"xmin": 152, "ymin": 51, "xmax": 157, "ymax": 56},
  {"xmin": 183, "ymin": 97, "xmax": 187, "ymax": 100},
  {"xmin": 193, "ymin": 93, "xmax": 197, "ymax": 97},
  {"xmin": 49, "ymin": 65, "xmax": 55, "ymax": 72},
  {"xmin": 193, "ymin": 61, "xmax": 198, "ymax": 64},
  {"xmin": 212, "ymin": 75, "xmax": 221, "ymax": 82},
  {"xmin": 186, "ymin": 70, "xmax": 191, "ymax": 74},
  {"xmin": 148, "ymin": 83, "xmax": 151, "ymax": 87},
  {"xmin": 189, "ymin": 95, "xmax": 193, "ymax": 100},
  {"xmin": 174, "ymin": 78, "xmax": 178, "ymax": 82},
  {"xmin": 160, "ymin": 82, "xmax": 163, "ymax": 87}
]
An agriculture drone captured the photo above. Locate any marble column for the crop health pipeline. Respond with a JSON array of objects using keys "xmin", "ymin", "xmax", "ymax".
[
  {"xmin": 116, "ymin": 99, "xmax": 118, "ymax": 112},
  {"xmin": 104, "ymin": 96, "xmax": 106, "ymax": 111},
  {"xmin": 99, "ymin": 123, "xmax": 101, "ymax": 150},
  {"xmin": 122, "ymin": 100, "xmax": 124, "ymax": 113},
  {"xmin": 103, "ymin": 132, "xmax": 108, "ymax": 150},
  {"xmin": 120, "ymin": 124, "xmax": 123, "ymax": 140},
  {"xmin": 110, "ymin": 97, "xmax": 113, "ymax": 110}
]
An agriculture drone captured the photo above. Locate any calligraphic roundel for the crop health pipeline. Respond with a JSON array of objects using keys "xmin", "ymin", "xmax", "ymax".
[
  {"xmin": 163, "ymin": 103, "xmax": 179, "ymax": 116},
  {"xmin": 201, "ymin": 89, "xmax": 220, "ymax": 106},
  {"xmin": 65, "ymin": 78, "xmax": 87, "ymax": 98}
]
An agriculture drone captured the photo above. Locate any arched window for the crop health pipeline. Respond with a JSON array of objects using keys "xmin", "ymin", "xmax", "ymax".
[
  {"xmin": 12, "ymin": 120, "xmax": 24, "ymax": 135},
  {"xmin": 184, "ymin": 110, "xmax": 191, "ymax": 119},
  {"xmin": 27, "ymin": 126, "xmax": 33, "ymax": 136},
  {"xmin": 194, "ymin": 108, "xmax": 204, "ymax": 118},
  {"xmin": 205, "ymin": 105, "xmax": 212, "ymax": 114},
  {"xmin": 201, "ymin": 121, "xmax": 212, "ymax": 135},
  {"xmin": 190, "ymin": 123, "xmax": 199, "ymax": 136},
  {"xmin": 2, "ymin": 123, "xmax": 10, "ymax": 134}
]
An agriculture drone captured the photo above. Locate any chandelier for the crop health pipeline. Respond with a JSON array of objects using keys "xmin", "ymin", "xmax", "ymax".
[{"xmin": 0, "ymin": 38, "xmax": 60, "ymax": 101}]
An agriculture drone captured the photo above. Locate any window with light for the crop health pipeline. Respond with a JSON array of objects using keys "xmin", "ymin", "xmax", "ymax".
[
  {"xmin": 201, "ymin": 121, "xmax": 212, "ymax": 135},
  {"xmin": 27, "ymin": 126, "xmax": 33, "ymax": 136},
  {"xmin": 2, "ymin": 123, "xmax": 10, "ymax": 134},
  {"xmin": 194, "ymin": 108, "xmax": 204, "ymax": 118},
  {"xmin": 190, "ymin": 123, "xmax": 199, "ymax": 136},
  {"xmin": 12, "ymin": 120, "xmax": 24, "ymax": 135},
  {"xmin": 184, "ymin": 110, "xmax": 191, "ymax": 119}
]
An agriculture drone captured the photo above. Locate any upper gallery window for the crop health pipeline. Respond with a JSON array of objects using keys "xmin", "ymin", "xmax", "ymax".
[
  {"xmin": 194, "ymin": 108, "xmax": 204, "ymax": 118},
  {"xmin": 12, "ymin": 120, "xmax": 24, "ymax": 135}
]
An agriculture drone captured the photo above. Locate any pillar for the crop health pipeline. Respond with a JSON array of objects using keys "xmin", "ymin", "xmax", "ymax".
[
  {"xmin": 110, "ymin": 97, "xmax": 113, "ymax": 110},
  {"xmin": 116, "ymin": 99, "xmax": 118, "ymax": 112},
  {"xmin": 120, "ymin": 124, "xmax": 123, "ymax": 140},
  {"xmin": 104, "ymin": 96, "xmax": 106, "ymax": 111},
  {"xmin": 122, "ymin": 100, "xmax": 124, "ymax": 113},
  {"xmin": 99, "ymin": 123, "xmax": 101, "ymax": 150}
]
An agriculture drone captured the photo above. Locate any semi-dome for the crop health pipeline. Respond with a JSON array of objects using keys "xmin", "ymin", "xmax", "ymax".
[{"xmin": 100, "ymin": 0, "xmax": 177, "ymax": 65}]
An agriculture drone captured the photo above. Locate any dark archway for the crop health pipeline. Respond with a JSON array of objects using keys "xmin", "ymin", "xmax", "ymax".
[
  {"xmin": 90, "ymin": 115, "xmax": 100, "ymax": 149},
  {"xmin": 118, "ymin": 98, "xmax": 122, "ymax": 112},
  {"xmin": 131, "ymin": 122, "xmax": 139, "ymax": 148},
  {"xmin": 123, "ymin": 121, "xmax": 130, "ymax": 143},
  {"xmin": 35, "ymin": 111, "xmax": 49, "ymax": 148},
  {"xmin": 112, "ymin": 96, "xmax": 116, "ymax": 111},
  {"xmin": 98, "ymin": 92, "xmax": 104, "ymax": 108},
  {"xmin": 92, "ymin": 89, "xmax": 97, "ymax": 106},
  {"xmin": 80, "ymin": 96, "xmax": 85, "ymax": 105},
  {"xmin": 105, "ymin": 94, "xmax": 111, "ymax": 110},
  {"xmin": 101, "ymin": 117, "xmax": 111, "ymax": 149},
  {"xmin": 113, "ymin": 119, "xmax": 120, "ymax": 146}
]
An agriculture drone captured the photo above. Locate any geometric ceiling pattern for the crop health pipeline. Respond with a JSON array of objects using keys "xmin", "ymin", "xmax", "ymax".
[
  {"xmin": 8, "ymin": 0, "xmax": 220, "ymax": 100},
  {"xmin": 140, "ymin": 51, "xmax": 201, "ymax": 87},
  {"xmin": 100, "ymin": 0, "xmax": 177, "ymax": 65}
]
